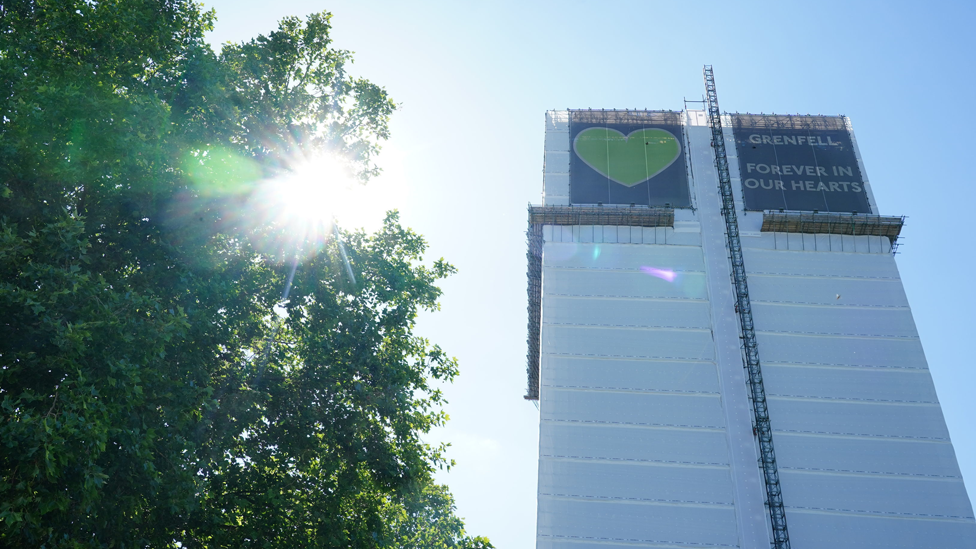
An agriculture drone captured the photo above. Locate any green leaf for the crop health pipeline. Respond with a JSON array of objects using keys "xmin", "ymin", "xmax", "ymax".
[{"xmin": 0, "ymin": 3, "xmax": 481, "ymax": 547}]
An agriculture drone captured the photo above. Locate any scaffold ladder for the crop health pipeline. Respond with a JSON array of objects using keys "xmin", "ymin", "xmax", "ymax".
[{"xmin": 703, "ymin": 65, "xmax": 791, "ymax": 549}]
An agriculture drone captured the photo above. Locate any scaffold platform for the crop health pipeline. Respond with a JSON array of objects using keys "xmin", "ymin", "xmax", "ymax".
[{"xmin": 761, "ymin": 210, "xmax": 904, "ymax": 242}]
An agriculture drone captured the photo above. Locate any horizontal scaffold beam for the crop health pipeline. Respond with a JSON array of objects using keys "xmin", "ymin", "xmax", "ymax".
[
  {"xmin": 760, "ymin": 210, "xmax": 904, "ymax": 241},
  {"xmin": 528, "ymin": 204, "xmax": 674, "ymax": 228}
]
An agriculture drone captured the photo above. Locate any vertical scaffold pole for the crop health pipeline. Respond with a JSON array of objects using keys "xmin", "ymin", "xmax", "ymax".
[
  {"xmin": 703, "ymin": 65, "xmax": 791, "ymax": 549},
  {"xmin": 524, "ymin": 212, "xmax": 544, "ymax": 400}
]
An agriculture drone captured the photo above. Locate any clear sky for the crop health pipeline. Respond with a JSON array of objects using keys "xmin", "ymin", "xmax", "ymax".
[{"xmin": 202, "ymin": 1, "xmax": 976, "ymax": 547}]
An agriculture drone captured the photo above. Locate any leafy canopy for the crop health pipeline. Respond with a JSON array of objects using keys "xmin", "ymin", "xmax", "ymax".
[{"xmin": 0, "ymin": 1, "xmax": 487, "ymax": 547}]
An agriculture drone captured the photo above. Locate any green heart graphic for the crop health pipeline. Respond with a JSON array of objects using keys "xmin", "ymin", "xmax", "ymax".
[{"xmin": 573, "ymin": 128, "xmax": 681, "ymax": 186}]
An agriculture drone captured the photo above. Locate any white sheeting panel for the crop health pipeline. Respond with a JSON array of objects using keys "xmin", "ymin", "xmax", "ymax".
[
  {"xmin": 744, "ymin": 233, "xmax": 892, "ymax": 254},
  {"xmin": 543, "ymin": 173, "xmax": 569, "ymax": 199},
  {"xmin": 749, "ymin": 275, "xmax": 909, "ymax": 308},
  {"xmin": 538, "ymin": 540, "xmax": 712, "ymax": 549},
  {"xmin": 688, "ymin": 110, "xmax": 710, "ymax": 127},
  {"xmin": 846, "ymin": 116, "xmax": 881, "ymax": 212},
  {"xmin": 779, "ymin": 471, "xmax": 974, "ymax": 519},
  {"xmin": 539, "ymin": 460, "xmax": 735, "ymax": 505},
  {"xmin": 776, "ymin": 433, "xmax": 963, "ymax": 478},
  {"xmin": 543, "ymin": 242, "xmax": 705, "ymax": 271},
  {"xmin": 537, "ymin": 498, "xmax": 739, "ymax": 548},
  {"xmin": 545, "ymin": 150, "xmax": 569, "ymax": 173},
  {"xmin": 543, "ymin": 196, "xmax": 570, "ymax": 207},
  {"xmin": 543, "ymin": 296, "xmax": 712, "ymax": 330},
  {"xmin": 799, "ymin": 233, "xmax": 893, "ymax": 254},
  {"xmin": 743, "ymin": 238, "xmax": 976, "ymax": 546},
  {"xmin": 785, "ymin": 511, "xmax": 976, "ymax": 549},
  {"xmin": 542, "ymin": 389, "xmax": 725, "ymax": 429},
  {"xmin": 539, "ymin": 424, "xmax": 731, "ymax": 466},
  {"xmin": 752, "ymin": 303, "xmax": 919, "ymax": 339},
  {"xmin": 767, "ymin": 398, "xmax": 950, "ymax": 440},
  {"xmin": 763, "ymin": 365, "xmax": 938, "ymax": 403},
  {"xmin": 689, "ymin": 118, "xmax": 770, "ymax": 547},
  {"xmin": 756, "ymin": 333, "xmax": 928, "ymax": 369},
  {"xmin": 542, "ymin": 270, "xmax": 708, "ymax": 301},
  {"xmin": 657, "ymin": 231, "xmax": 702, "ymax": 247},
  {"xmin": 545, "ymin": 128, "xmax": 568, "ymax": 152},
  {"xmin": 743, "ymin": 248, "xmax": 900, "ymax": 279},
  {"xmin": 546, "ymin": 227, "xmax": 701, "ymax": 246},
  {"xmin": 541, "ymin": 357, "xmax": 720, "ymax": 394},
  {"xmin": 543, "ymin": 112, "xmax": 570, "ymax": 205},
  {"xmin": 542, "ymin": 325, "xmax": 714, "ymax": 362}
]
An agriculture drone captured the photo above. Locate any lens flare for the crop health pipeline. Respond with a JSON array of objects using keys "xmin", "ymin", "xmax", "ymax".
[
  {"xmin": 244, "ymin": 152, "xmax": 370, "ymax": 261},
  {"xmin": 263, "ymin": 153, "xmax": 352, "ymax": 219},
  {"xmin": 170, "ymin": 147, "xmax": 382, "ymax": 265},
  {"xmin": 641, "ymin": 266, "xmax": 677, "ymax": 282}
]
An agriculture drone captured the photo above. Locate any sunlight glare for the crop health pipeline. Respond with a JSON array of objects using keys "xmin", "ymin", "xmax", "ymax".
[
  {"xmin": 275, "ymin": 155, "xmax": 349, "ymax": 225},
  {"xmin": 245, "ymin": 152, "xmax": 379, "ymax": 260}
]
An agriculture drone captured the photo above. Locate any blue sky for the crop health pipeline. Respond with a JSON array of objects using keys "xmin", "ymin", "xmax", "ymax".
[{"xmin": 203, "ymin": 2, "xmax": 976, "ymax": 546}]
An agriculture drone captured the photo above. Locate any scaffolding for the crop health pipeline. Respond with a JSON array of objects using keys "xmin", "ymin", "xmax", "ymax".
[
  {"xmin": 705, "ymin": 65, "xmax": 791, "ymax": 549},
  {"xmin": 568, "ymin": 109, "xmax": 683, "ymax": 126},
  {"xmin": 528, "ymin": 204, "xmax": 675, "ymax": 228},
  {"xmin": 729, "ymin": 112, "xmax": 848, "ymax": 131},
  {"xmin": 523, "ymin": 204, "xmax": 674, "ymax": 400},
  {"xmin": 525, "ymin": 221, "xmax": 543, "ymax": 400},
  {"xmin": 761, "ymin": 210, "xmax": 903, "ymax": 243}
]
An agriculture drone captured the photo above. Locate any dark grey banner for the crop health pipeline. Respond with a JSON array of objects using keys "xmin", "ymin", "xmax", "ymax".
[
  {"xmin": 569, "ymin": 110, "xmax": 691, "ymax": 208},
  {"xmin": 731, "ymin": 114, "xmax": 872, "ymax": 214}
]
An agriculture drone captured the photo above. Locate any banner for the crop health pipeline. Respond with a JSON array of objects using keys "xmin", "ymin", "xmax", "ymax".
[
  {"xmin": 569, "ymin": 110, "xmax": 691, "ymax": 208},
  {"xmin": 732, "ymin": 114, "xmax": 871, "ymax": 213}
]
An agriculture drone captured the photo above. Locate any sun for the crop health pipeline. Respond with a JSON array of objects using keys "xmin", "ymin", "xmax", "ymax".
[
  {"xmin": 273, "ymin": 154, "xmax": 352, "ymax": 226},
  {"xmin": 243, "ymin": 152, "xmax": 386, "ymax": 261},
  {"xmin": 242, "ymin": 153, "xmax": 348, "ymax": 257}
]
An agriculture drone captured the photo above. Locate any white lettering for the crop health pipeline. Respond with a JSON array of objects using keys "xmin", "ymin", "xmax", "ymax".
[
  {"xmin": 744, "ymin": 164, "xmax": 858, "ymax": 192},
  {"xmin": 747, "ymin": 133, "xmax": 844, "ymax": 146}
]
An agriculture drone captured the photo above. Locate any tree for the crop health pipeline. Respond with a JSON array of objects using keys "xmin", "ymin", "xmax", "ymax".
[
  {"xmin": 381, "ymin": 483, "xmax": 495, "ymax": 549},
  {"xmin": 0, "ymin": 2, "xmax": 482, "ymax": 547}
]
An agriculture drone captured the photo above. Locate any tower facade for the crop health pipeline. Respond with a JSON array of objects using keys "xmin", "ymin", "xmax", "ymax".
[{"xmin": 526, "ymin": 89, "xmax": 976, "ymax": 547}]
